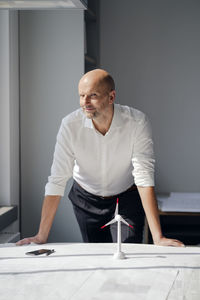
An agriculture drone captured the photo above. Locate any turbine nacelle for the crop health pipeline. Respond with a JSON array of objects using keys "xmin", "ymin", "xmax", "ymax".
[{"xmin": 115, "ymin": 214, "xmax": 121, "ymax": 221}]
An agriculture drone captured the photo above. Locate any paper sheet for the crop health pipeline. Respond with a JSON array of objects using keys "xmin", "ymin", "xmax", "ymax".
[
  {"xmin": 71, "ymin": 269, "xmax": 179, "ymax": 300},
  {"xmin": 0, "ymin": 243, "xmax": 200, "ymax": 300}
]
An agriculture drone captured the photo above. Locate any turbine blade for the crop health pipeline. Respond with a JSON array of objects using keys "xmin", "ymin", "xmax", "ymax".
[
  {"xmin": 101, "ymin": 218, "xmax": 116, "ymax": 229},
  {"xmin": 114, "ymin": 197, "xmax": 119, "ymax": 216},
  {"xmin": 121, "ymin": 217, "xmax": 134, "ymax": 229}
]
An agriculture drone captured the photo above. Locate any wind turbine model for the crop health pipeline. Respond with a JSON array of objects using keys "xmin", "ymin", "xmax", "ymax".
[{"xmin": 101, "ymin": 198, "xmax": 133, "ymax": 259}]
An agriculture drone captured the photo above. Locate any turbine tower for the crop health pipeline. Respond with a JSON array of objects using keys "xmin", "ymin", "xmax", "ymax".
[{"xmin": 101, "ymin": 198, "xmax": 133, "ymax": 259}]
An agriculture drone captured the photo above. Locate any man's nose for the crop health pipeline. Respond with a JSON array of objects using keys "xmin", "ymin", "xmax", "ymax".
[{"xmin": 83, "ymin": 95, "xmax": 91, "ymax": 105}]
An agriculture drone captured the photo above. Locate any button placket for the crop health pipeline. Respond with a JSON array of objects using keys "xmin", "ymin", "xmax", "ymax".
[{"xmin": 100, "ymin": 135, "xmax": 108, "ymax": 196}]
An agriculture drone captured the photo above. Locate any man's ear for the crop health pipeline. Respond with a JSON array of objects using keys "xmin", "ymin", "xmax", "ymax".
[{"xmin": 109, "ymin": 90, "xmax": 116, "ymax": 104}]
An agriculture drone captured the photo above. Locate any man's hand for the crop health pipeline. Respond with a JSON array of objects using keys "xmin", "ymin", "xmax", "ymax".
[
  {"xmin": 16, "ymin": 195, "xmax": 61, "ymax": 246},
  {"xmin": 16, "ymin": 234, "xmax": 47, "ymax": 246},
  {"xmin": 137, "ymin": 186, "xmax": 185, "ymax": 248},
  {"xmin": 154, "ymin": 236, "xmax": 185, "ymax": 247}
]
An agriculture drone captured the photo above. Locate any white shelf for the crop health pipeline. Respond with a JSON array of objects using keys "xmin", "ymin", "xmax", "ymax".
[{"xmin": 0, "ymin": 205, "xmax": 18, "ymax": 231}]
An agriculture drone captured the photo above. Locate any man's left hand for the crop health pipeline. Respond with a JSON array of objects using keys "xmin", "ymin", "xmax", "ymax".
[{"xmin": 154, "ymin": 236, "xmax": 185, "ymax": 247}]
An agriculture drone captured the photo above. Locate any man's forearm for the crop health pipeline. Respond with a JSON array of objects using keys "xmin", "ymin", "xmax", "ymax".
[
  {"xmin": 137, "ymin": 186, "xmax": 163, "ymax": 243},
  {"xmin": 16, "ymin": 195, "xmax": 61, "ymax": 245},
  {"xmin": 37, "ymin": 195, "xmax": 61, "ymax": 242}
]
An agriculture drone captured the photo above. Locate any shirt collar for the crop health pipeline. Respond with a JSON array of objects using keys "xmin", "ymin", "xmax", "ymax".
[{"xmin": 83, "ymin": 103, "xmax": 123, "ymax": 129}]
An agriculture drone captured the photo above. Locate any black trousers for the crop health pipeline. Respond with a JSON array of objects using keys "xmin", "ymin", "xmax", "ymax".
[{"xmin": 68, "ymin": 181, "xmax": 145, "ymax": 243}]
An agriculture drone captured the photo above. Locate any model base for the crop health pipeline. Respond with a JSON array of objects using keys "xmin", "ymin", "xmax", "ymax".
[{"xmin": 113, "ymin": 251, "xmax": 126, "ymax": 260}]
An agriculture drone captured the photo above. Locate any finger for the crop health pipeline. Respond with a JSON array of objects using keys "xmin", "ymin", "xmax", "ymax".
[
  {"xmin": 165, "ymin": 239, "xmax": 185, "ymax": 247},
  {"xmin": 156, "ymin": 238, "xmax": 185, "ymax": 247},
  {"xmin": 16, "ymin": 238, "xmax": 32, "ymax": 246},
  {"xmin": 16, "ymin": 239, "xmax": 29, "ymax": 246},
  {"xmin": 172, "ymin": 241, "xmax": 185, "ymax": 247},
  {"xmin": 170, "ymin": 239, "xmax": 185, "ymax": 246}
]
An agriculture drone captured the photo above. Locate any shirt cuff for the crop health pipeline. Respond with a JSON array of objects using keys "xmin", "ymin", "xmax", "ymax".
[
  {"xmin": 45, "ymin": 182, "xmax": 65, "ymax": 196},
  {"xmin": 133, "ymin": 171, "xmax": 155, "ymax": 187}
]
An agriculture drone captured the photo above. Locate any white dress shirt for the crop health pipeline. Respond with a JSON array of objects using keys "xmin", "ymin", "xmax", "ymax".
[{"xmin": 45, "ymin": 103, "xmax": 155, "ymax": 197}]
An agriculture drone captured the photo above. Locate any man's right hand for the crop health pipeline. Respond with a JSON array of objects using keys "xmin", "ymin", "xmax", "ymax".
[
  {"xmin": 16, "ymin": 195, "xmax": 61, "ymax": 246},
  {"xmin": 16, "ymin": 234, "xmax": 47, "ymax": 246}
]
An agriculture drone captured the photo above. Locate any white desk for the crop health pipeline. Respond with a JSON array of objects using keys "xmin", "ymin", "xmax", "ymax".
[{"xmin": 0, "ymin": 243, "xmax": 200, "ymax": 300}]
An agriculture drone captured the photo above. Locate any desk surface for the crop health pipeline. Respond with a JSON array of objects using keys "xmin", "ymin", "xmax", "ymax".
[{"xmin": 0, "ymin": 243, "xmax": 200, "ymax": 300}]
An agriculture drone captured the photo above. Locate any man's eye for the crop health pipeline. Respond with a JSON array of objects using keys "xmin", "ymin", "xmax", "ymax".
[{"xmin": 91, "ymin": 94, "xmax": 97, "ymax": 97}]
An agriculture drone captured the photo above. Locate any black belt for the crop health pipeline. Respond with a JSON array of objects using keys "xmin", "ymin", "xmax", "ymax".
[{"xmin": 98, "ymin": 184, "xmax": 137, "ymax": 199}]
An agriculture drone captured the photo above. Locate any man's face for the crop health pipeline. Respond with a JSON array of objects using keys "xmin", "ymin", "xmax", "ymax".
[{"xmin": 79, "ymin": 78, "xmax": 114, "ymax": 119}]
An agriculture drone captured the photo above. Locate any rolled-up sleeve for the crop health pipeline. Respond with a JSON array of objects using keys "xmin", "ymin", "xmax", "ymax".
[
  {"xmin": 132, "ymin": 115, "xmax": 155, "ymax": 187},
  {"xmin": 45, "ymin": 119, "xmax": 74, "ymax": 196}
]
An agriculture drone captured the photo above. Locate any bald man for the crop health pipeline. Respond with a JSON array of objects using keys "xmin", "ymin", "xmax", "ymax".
[{"xmin": 17, "ymin": 69, "xmax": 184, "ymax": 247}]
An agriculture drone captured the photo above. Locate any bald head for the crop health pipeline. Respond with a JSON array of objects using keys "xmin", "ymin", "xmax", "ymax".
[
  {"xmin": 79, "ymin": 69, "xmax": 116, "ymax": 122},
  {"xmin": 79, "ymin": 69, "xmax": 115, "ymax": 93}
]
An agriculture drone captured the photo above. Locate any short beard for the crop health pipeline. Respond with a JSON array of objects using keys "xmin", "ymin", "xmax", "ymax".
[{"xmin": 83, "ymin": 109, "xmax": 99, "ymax": 119}]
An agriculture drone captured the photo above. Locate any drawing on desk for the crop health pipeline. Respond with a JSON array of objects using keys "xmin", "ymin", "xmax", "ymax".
[{"xmin": 101, "ymin": 198, "xmax": 133, "ymax": 259}]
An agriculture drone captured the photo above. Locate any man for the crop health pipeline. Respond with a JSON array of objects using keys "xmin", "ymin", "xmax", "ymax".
[{"xmin": 17, "ymin": 69, "xmax": 184, "ymax": 247}]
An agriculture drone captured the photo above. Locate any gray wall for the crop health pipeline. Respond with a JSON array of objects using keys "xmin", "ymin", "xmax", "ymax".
[
  {"xmin": 0, "ymin": 11, "xmax": 19, "ymax": 233},
  {"xmin": 0, "ymin": 11, "xmax": 11, "ymax": 206},
  {"xmin": 100, "ymin": 0, "xmax": 200, "ymax": 193},
  {"xmin": 20, "ymin": 10, "xmax": 83, "ymax": 242}
]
